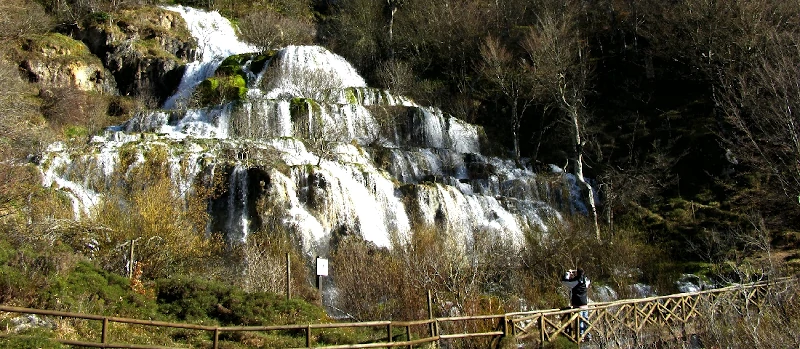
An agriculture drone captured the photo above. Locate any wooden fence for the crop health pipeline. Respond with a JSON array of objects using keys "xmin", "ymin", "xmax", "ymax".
[
  {"xmin": 0, "ymin": 277, "xmax": 793, "ymax": 348},
  {"xmin": 507, "ymin": 277, "xmax": 793, "ymax": 346}
]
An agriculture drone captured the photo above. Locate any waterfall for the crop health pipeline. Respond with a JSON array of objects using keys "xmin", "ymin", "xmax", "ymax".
[
  {"xmin": 226, "ymin": 165, "xmax": 250, "ymax": 242},
  {"xmin": 40, "ymin": 144, "xmax": 101, "ymax": 218},
  {"xmin": 161, "ymin": 5, "xmax": 256, "ymax": 109},
  {"xmin": 36, "ymin": 5, "xmax": 588, "ymax": 260},
  {"xmin": 263, "ymin": 46, "xmax": 366, "ymax": 100}
]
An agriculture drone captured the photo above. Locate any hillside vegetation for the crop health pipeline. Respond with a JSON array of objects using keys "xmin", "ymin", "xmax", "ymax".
[{"xmin": 1, "ymin": 0, "xmax": 799, "ymax": 348}]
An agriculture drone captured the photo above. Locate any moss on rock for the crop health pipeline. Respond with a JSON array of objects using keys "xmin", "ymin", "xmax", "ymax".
[
  {"xmin": 19, "ymin": 33, "xmax": 96, "ymax": 62},
  {"xmin": 194, "ymin": 74, "xmax": 248, "ymax": 106}
]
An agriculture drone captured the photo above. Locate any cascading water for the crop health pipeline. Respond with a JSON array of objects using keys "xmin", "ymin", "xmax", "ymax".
[
  {"xmin": 38, "ymin": 5, "xmax": 585, "ymax": 261},
  {"xmin": 226, "ymin": 165, "xmax": 250, "ymax": 242},
  {"xmin": 161, "ymin": 5, "xmax": 256, "ymax": 109}
]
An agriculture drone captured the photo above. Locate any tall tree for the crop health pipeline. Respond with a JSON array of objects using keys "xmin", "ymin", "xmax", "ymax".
[
  {"xmin": 385, "ymin": 0, "xmax": 404, "ymax": 59},
  {"xmin": 323, "ymin": 0, "xmax": 385, "ymax": 73},
  {"xmin": 718, "ymin": 31, "xmax": 800, "ymax": 214},
  {"xmin": 522, "ymin": 0, "xmax": 600, "ymax": 240},
  {"xmin": 479, "ymin": 35, "xmax": 533, "ymax": 166}
]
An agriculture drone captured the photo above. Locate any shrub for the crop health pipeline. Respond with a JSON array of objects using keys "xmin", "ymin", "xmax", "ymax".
[
  {"xmin": 156, "ymin": 276, "xmax": 327, "ymax": 325},
  {"xmin": 238, "ymin": 9, "xmax": 315, "ymax": 51},
  {"xmin": 93, "ymin": 144, "xmax": 213, "ymax": 279},
  {"xmin": 375, "ymin": 60, "xmax": 414, "ymax": 96},
  {"xmin": 193, "ymin": 75, "xmax": 247, "ymax": 106},
  {"xmin": 0, "ymin": 232, "xmax": 80, "ymax": 306},
  {"xmin": 39, "ymin": 88, "xmax": 111, "ymax": 142},
  {"xmin": 330, "ymin": 236, "xmax": 408, "ymax": 321},
  {"xmin": 0, "ymin": 0, "xmax": 52, "ymax": 39},
  {"xmin": 42, "ymin": 261, "xmax": 159, "ymax": 318},
  {"xmin": 0, "ymin": 328, "xmax": 64, "ymax": 349}
]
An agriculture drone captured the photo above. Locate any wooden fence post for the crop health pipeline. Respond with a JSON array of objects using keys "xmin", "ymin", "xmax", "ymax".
[
  {"xmin": 427, "ymin": 290, "xmax": 435, "ymax": 338},
  {"xmin": 406, "ymin": 325, "xmax": 412, "ymax": 349},
  {"xmin": 306, "ymin": 325, "xmax": 312, "ymax": 347},
  {"xmin": 213, "ymin": 328, "xmax": 219, "ymax": 349},
  {"xmin": 101, "ymin": 317, "xmax": 108, "ymax": 344},
  {"xmin": 633, "ymin": 303, "xmax": 640, "ymax": 346},
  {"xmin": 539, "ymin": 315, "xmax": 546, "ymax": 345},
  {"xmin": 128, "ymin": 240, "xmax": 135, "ymax": 279},
  {"xmin": 286, "ymin": 253, "xmax": 291, "ymax": 301}
]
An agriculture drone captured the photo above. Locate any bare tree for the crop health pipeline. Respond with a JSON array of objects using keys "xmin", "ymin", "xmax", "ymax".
[
  {"xmin": 261, "ymin": 65, "xmax": 351, "ymax": 165},
  {"xmin": 721, "ymin": 38, "xmax": 800, "ymax": 193},
  {"xmin": 384, "ymin": 0, "xmax": 405, "ymax": 59},
  {"xmin": 375, "ymin": 59, "xmax": 414, "ymax": 96},
  {"xmin": 261, "ymin": 64, "xmax": 344, "ymax": 101},
  {"xmin": 521, "ymin": 1, "xmax": 600, "ymax": 240},
  {"xmin": 323, "ymin": 0, "xmax": 384, "ymax": 71},
  {"xmin": 238, "ymin": 10, "xmax": 315, "ymax": 52},
  {"xmin": 479, "ymin": 35, "xmax": 533, "ymax": 167},
  {"xmin": 0, "ymin": 59, "xmax": 48, "ymax": 219},
  {"xmin": 711, "ymin": 1, "xmax": 800, "ymax": 219}
]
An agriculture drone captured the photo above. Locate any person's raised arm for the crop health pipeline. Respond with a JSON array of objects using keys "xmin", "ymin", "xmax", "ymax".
[{"xmin": 562, "ymin": 270, "xmax": 578, "ymax": 288}]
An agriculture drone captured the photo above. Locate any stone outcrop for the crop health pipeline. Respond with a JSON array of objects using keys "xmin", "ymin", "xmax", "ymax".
[
  {"xmin": 17, "ymin": 33, "xmax": 117, "ymax": 94},
  {"xmin": 69, "ymin": 7, "xmax": 197, "ymax": 106}
]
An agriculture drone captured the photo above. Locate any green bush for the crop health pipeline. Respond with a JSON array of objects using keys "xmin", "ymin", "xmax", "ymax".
[
  {"xmin": 0, "ymin": 328, "xmax": 64, "ymax": 349},
  {"xmin": 156, "ymin": 276, "xmax": 327, "ymax": 325},
  {"xmin": 43, "ymin": 262, "xmax": 159, "ymax": 318},
  {"xmin": 218, "ymin": 53, "xmax": 272, "ymax": 78},
  {"xmin": 86, "ymin": 11, "xmax": 110, "ymax": 25},
  {"xmin": 157, "ymin": 276, "xmax": 231, "ymax": 322},
  {"xmin": 0, "ymin": 264, "xmax": 31, "ymax": 303},
  {"xmin": 0, "ymin": 238, "xmax": 64, "ymax": 304}
]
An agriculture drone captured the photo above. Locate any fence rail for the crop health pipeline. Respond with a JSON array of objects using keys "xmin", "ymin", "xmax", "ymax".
[
  {"xmin": 1, "ymin": 277, "xmax": 794, "ymax": 348},
  {"xmin": 508, "ymin": 277, "xmax": 793, "ymax": 345}
]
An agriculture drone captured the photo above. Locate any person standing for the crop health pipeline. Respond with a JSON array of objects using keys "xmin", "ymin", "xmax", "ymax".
[{"xmin": 562, "ymin": 268, "xmax": 590, "ymax": 338}]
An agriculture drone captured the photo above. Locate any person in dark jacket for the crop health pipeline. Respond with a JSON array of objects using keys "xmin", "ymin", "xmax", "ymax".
[{"xmin": 562, "ymin": 268, "xmax": 591, "ymax": 337}]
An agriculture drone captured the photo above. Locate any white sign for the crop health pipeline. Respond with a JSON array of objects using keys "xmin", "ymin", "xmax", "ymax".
[{"xmin": 316, "ymin": 258, "xmax": 328, "ymax": 276}]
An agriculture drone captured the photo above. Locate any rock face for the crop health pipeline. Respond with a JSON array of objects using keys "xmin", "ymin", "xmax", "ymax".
[
  {"xmin": 17, "ymin": 33, "xmax": 117, "ymax": 94},
  {"xmin": 70, "ymin": 7, "xmax": 197, "ymax": 105}
]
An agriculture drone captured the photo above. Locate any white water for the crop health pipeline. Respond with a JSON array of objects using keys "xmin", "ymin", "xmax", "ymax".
[
  {"xmin": 263, "ymin": 45, "xmax": 366, "ymax": 100},
  {"xmin": 226, "ymin": 165, "xmax": 250, "ymax": 242},
  {"xmin": 161, "ymin": 5, "xmax": 257, "ymax": 109}
]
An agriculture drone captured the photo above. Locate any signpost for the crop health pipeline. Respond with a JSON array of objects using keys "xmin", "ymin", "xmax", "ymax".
[{"xmin": 316, "ymin": 256, "xmax": 328, "ymax": 289}]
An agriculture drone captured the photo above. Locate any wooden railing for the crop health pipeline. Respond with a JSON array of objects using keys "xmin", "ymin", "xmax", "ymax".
[
  {"xmin": 1, "ymin": 277, "xmax": 793, "ymax": 348},
  {"xmin": 0, "ymin": 305, "xmax": 505, "ymax": 349},
  {"xmin": 507, "ymin": 277, "xmax": 793, "ymax": 346}
]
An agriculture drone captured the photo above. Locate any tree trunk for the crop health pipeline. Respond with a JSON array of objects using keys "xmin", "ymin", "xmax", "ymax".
[
  {"xmin": 512, "ymin": 99, "xmax": 522, "ymax": 166},
  {"xmin": 387, "ymin": 2, "xmax": 398, "ymax": 59},
  {"xmin": 569, "ymin": 107, "xmax": 601, "ymax": 241}
]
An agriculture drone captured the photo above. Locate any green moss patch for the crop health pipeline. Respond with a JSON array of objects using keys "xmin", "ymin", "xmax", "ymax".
[
  {"xmin": 19, "ymin": 33, "xmax": 97, "ymax": 63},
  {"xmin": 194, "ymin": 75, "xmax": 248, "ymax": 106},
  {"xmin": 218, "ymin": 52, "xmax": 273, "ymax": 77},
  {"xmin": 113, "ymin": 7, "xmax": 193, "ymax": 43}
]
